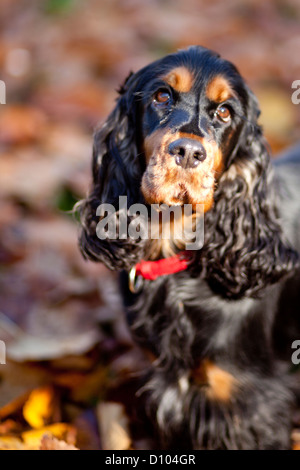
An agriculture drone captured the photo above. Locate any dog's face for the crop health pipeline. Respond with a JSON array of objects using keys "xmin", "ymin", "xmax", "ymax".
[{"xmin": 140, "ymin": 48, "xmax": 249, "ymax": 211}]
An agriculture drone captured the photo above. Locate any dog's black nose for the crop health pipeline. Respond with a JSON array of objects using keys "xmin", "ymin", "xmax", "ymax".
[{"xmin": 168, "ymin": 138, "xmax": 207, "ymax": 168}]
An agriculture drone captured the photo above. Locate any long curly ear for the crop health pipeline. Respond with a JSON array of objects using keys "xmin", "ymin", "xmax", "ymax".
[
  {"xmin": 198, "ymin": 88, "xmax": 299, "ymax": 299},
  {"xmin": 78, "ymin": 72, "xmax": 148, "ymax": 270}
]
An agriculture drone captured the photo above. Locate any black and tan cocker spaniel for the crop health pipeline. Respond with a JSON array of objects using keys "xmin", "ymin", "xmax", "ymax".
[{"xmin": 78, "ymin": 46, "xmax": 300, "ymax": 450}]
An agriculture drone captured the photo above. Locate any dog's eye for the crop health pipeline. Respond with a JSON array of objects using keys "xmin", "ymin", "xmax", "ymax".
[
  {"xmin": 153, "ymin": 90, "xmax": 171, "ymax": 105},
  {"xmin": 215, "ymin": 105, "xmax": 231, "ymax": 123}
]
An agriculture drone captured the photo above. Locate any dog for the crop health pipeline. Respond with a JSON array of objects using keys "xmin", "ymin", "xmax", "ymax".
[{"xmin": 78, "ymin": 45, "xmax": 300, "ymax": 449}]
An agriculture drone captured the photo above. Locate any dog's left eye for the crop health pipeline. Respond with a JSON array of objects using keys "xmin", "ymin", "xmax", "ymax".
[
  {"xmin": 215, "ymin": 105, "xmax": 231, "ymax": 123},
  {"xmin": 153, "ymin": 90, "xmax": 172, "ymax": 106}
]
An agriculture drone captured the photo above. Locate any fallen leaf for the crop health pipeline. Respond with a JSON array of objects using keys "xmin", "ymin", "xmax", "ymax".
[
  {"xmin": 0, "ymin": 425, "xmax": 76, "ymax": 450},
  {"xmin": 22, "ymin": 423, "xmax": 76, "ymax": 447},
  {"xmin": 0, "ymin": 419, "xmax": 22, "ymax": 435},
  {"xmin": 40, "ymin": 435, "xmax": 78, "ymax": 451},
  {"xmin": 97, "ymin": 402, "xmax": 131, "ymax": 451},
  {"xmin": 52, "ymin": 372, "xmax": 87, "ymax": 390},
  {"xmin": 70, "ymin": 365, "xmax": 108, "ymax": 403},
  {"xmin": 0, "ymin": 106, "xmax": 47, "ymax": 145},
  {"xmin": 0, "ymin": 390, "xmax": 30, "ymax": 421},
  {"xmin": 6, "ymin": 329, "xmax": 100, "ymax": 362},
  {"xmin": 23, "ymin": 386, "xmax": 55, "ymax": 429},
  {"xmin": 0, "ymin": 436, "xmax": 27, "ymax": 451},
  {"xmin": 0, "ymin": 362, "xmax": 48, "ymax": 420},
  {"xmin": 35, "ymin": 82, "xmax": 115, "ymax": 124}
]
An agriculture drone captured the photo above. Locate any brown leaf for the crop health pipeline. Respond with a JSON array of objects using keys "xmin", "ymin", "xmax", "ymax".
[
  {"xmin": 0, "ymin": 419, "xmax": 22, "ymax": 435},
  {"xmin": 0, "ymin": 391, "xmax": 30, "ymax": 421},
  {"xmin": 70, "ymin": 366, "xmax": 109, "ymax": 403},
  {"xmin": 0, "ymin": 362, "xmax": 48, "ymax": 420},
  {"xmin": 35, "ymin": 82, "xmax": 116, "ymax": 124},
  {"xmin": 0, "ymin": 106, "xmax": 47, "ymax": 145}
]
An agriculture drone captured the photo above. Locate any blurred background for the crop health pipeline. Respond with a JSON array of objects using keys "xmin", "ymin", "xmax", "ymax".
[{"xmin": 0, "ymin": 0, "xmax": 299, "ymax": 450}]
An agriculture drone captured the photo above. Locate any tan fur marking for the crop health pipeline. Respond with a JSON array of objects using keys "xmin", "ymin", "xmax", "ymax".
[
  {"xmin": 213, "ymin": 146, "xmax": 224, "ymax": 176},
  {"xmin": 144, "ymin": 129, "xmax": 167, "ymax": 164},
  {"xmin": 192, "ymin": 360, "xmax": 238, "ymax": 403},
  {"xmin": 162, "ymin": 66, "xmax": 194, "ymax": 93},
  {"xmin": 206, "ymin": 75, "xmax": 235, "ymax": 103},
  {"xmin": 176, "ymin": 131, "xmax": 208, "ymax": 143}
]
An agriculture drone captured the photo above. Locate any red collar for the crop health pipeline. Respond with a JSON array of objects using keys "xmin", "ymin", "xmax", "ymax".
[
  {"xmin": 129, "ymin": 252, "xmax": 191, "ymax": 292},
  {"xmin": 135, "ymin": 252, "xmax": 190, "ymax": 280}
]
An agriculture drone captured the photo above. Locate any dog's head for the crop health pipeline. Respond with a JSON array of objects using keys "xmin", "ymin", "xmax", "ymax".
[
  {"xmin": 78, "ymin": 46, "xmax": 298, "ymax": 298},
  {"xmin": 139, "ymin": 46, "xmax": 253, "ymax": 211}
]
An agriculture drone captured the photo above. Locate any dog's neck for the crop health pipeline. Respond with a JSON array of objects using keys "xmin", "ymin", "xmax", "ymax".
[{"xmin": 145, "ymin": 206, "xmax": 202, "ymax": 260}]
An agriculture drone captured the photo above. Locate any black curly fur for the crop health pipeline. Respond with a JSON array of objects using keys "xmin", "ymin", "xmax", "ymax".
[
  {"xmin": 79, "ymin": 46, "xmax": 300, "ymax": 449},
  {"xmin": 196, "ymin": 136, "xmax": 298, "ymax": 299},
  {"xmin": 79, "ymin": 76, "xmax": 147, "ymax": 269}
]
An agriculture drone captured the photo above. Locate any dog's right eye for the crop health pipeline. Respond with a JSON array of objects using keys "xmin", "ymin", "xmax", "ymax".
[{"xmin": 153, "ymin": 90, "xmax": 172, "ymax": 106}]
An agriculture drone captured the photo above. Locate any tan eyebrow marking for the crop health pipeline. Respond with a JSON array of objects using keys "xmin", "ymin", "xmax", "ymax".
[
  {"xmin": 162, "ymin": 66, "xmax": 194, "ymax": 93},
  {"xmin": 206, "ymin": 75, "xmax": 235, "ymax": 103}
]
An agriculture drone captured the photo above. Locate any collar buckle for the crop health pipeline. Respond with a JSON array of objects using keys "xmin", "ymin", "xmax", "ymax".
[{"xmin": 129, "ymin": 266, "xmax": 144, "ymax": 293}]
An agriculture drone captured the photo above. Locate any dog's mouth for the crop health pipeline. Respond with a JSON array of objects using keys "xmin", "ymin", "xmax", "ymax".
[
  {"xmin": 141, "ymin": 161, "xmax": 217, "ymax": 211},
  {"xmin": 141, "ymin": 132, "xmax": 222, "ymax": 212}
]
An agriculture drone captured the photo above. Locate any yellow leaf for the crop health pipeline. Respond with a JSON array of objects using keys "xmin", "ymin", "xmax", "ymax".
[
  {"xmin": 22, "ymin": 423, "xmax": 75, "ymax": 447},
  {"xmin": 0, "ymin": 424, "xmax": 76, "ymax": 450},
  {"xmin": 23, "ymin": 386, "xmax": 54, "ymax": 429},
  {"xmin": 0, "ymin": 436, "xmax": 26, "ymax": 450}
]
